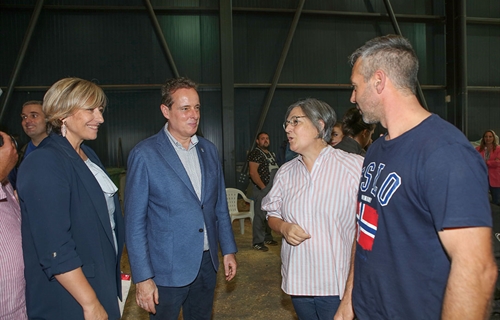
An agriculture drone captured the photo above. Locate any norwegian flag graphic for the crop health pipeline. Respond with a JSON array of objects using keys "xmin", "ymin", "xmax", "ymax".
[{"xmin": 357, "ymin": 202, "xmax": 378, "ymax": 251}]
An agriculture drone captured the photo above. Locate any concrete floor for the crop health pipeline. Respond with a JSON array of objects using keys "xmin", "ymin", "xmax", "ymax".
[
  {"xmin": 120, "ymin": 218, "xmax": 297, "ymax": 320},
  {"xmin": 120, "ymin": 204, "xmax": 500, "ymax": 320}
]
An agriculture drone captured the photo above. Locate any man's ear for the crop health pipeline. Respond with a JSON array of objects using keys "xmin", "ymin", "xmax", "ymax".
[
  {"xmin": 160, "ymin": 104, "xmax": 170, "ymax": 120},
  {"xmin": 373, "ymin": 70, "xmax": 386, "ymax": 94}
]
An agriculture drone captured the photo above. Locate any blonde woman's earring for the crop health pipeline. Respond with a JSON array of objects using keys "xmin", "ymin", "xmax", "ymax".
[{"xmin": 61, "ymin": 122, "xmax": 67, "ymax": 137}]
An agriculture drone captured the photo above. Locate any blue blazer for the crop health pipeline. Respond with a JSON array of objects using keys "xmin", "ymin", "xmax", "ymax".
[
  {"xmin": 17, "ymin": 133, "xmax": 125, "ymax": 320},
  {"xmin": 124, "ymin": 129, "xmax": 237, "ymax": 287}
]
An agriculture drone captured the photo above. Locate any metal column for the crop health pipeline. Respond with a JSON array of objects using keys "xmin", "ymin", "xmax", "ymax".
[
  {"xmin": 0, "ymin": 0, "xmax": 45, "ymax": 124},
  {"xmin": 456, "ymin": 0, "xmax": 468, "ymax": 134},
  {"xmin": 143, "ymin": 0, "xmax": 179, "ymax": 78},
  {"xmin": 237, "ymin": 0, "xmax": 306, "ymax": 188},
  {"xmin": 251, "ymin": 0, "xmax": 305, "ymax": 145},
  {"xmin": 220, "ymin": 0, "xmax": 236, "ymax": 187}
]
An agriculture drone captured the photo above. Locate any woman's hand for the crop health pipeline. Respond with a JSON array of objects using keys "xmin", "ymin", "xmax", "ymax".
[
  {"xmin": 54, "ymin": 268, "xmax": 109, "ymax": 320},
  {"xmin": 280, "ymin": 222, "xmax": 311, "ymax": 246},
  {"xmin": 83, "ymin": 302, "xmax": 108, "ymax": 320}
]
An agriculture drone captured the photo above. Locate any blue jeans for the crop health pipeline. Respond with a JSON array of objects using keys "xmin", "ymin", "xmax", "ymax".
[{"xmin": 291, "ymin": 295, "xmax": 341, "ymax": 320}]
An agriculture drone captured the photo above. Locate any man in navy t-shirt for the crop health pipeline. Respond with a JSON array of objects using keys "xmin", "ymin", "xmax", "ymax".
[
  {"xmin": 8, "ymin": 101, "xmax": 48, "ymax": 190},
  {"xmin": 335, "ymin": 35, "xmax": 497, "ymax": 320}
]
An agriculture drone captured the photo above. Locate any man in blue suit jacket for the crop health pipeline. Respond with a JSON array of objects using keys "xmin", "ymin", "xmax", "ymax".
[{"xmin": 125, "ymin": 77, "xmax": 238, "ymax": 319}]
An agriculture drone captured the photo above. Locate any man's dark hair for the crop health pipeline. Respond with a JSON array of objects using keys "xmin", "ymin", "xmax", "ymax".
[
  {"xmin": 161, "ymin": 77, "xmax": 198, "ymax": 108},
  {"xmin": 256, "ymin": 132, "xmax": 269, "ymax": 140}
]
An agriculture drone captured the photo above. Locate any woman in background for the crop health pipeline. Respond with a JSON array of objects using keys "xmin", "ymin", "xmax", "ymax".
[
  {"xmin": 476, "ymin": 129, "xmax": 500, "ymax": 205},
  {"xmin": 262, "ymin": 98, "xmax": 363, "ymax": 320},
  {"xmin": 334, "ymin": 107, "xmax": 375, "ymax": 156},
  {"xmin": 17, "ymin": 78, "xmax": 124, "ymax": 319},
  {"xmin": 329, "ymin": 122, "xmax": 344, "ymax": 147}
]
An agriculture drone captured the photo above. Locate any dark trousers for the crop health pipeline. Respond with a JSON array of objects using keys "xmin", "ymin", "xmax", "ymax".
[
  {"xmin": 491, "ymin": 185, "xmax": 500, "ymax": 205},
  {"xmin": 291, "ymin": 295, "xmax": 341, "ymax": 320},
  {"xmin": 252, "ymin": 185, "xmax": 273, "ymax": 245},
  {"xmin": 151, "ymin": 251, "xmax": 217, "ymax": 320}
]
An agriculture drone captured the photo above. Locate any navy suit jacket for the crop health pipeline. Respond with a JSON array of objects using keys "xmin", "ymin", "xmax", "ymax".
[
  {"xmin": 17, "ymin": 133, "xmax": 125, "ymax": 320},
  {"xmin": 124, "ymin": 129, "xmax": 237, "ymax": 286}
]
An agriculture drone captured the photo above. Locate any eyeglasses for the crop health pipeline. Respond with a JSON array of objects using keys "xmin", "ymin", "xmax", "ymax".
[{"xmin": 283, "ymin": 116, "xmax": 307, "ymax": 130}]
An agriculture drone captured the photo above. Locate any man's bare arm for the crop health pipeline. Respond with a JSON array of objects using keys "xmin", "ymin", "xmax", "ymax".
[
  {"xmin": 334, "ymin": 238, "xmax": 357, "ymax": 320},
  {"xmin": 439, "ymin": 226, "xmax": 497, "ymax": 320}
]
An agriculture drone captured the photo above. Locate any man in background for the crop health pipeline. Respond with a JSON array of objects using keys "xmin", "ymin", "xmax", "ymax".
[
  {"xmin": 8, "ymin": 101, "xmax": 47, "ymax": 189},
  {"xmin": 247, "ymin": 132, "xmax": 279, "ymax": 251}
]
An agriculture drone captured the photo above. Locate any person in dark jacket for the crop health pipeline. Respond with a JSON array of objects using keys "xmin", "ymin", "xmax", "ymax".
[{"xmin": 17, "ymin": 78, "xmax": 124, "ymax": 320}]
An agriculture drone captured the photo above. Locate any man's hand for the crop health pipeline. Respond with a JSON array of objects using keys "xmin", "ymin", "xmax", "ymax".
[
  {"xmin": 334, "ymin": 238, "xmax": 356, "ymax": 320},
  {"xmin": 223, "ymin": 253, "xmax": 237, "ymax": 281},
  {"xmin": 136, "ymin": 278, "xmax": 159, "ymax": 314},
  {"xmin": 280, "ymin": 222, "xmax": 311, "ymax": 246},
  {"xmin": 334, "ymin": 298, "xmax": 355, "ymax": 320}
]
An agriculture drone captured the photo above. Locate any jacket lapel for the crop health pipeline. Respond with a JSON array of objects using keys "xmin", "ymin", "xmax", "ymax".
[
  {"xmin": 156, "ymin": 130, "xmax": 199, "ymax": 200},
  {"xmin": 196, "ymin": 141, "xmax": 207, "ymax": 204},
  {"xmin": 53, "ymin": 135, "xmax": 116, "ymax": 253}
]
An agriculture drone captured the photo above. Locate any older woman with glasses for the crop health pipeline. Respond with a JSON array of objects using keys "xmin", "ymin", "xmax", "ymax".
[
  {"xmin": 262, "ymin": 98, "xmax": 363, "ymax": 320},
  {"xmin": 17, "ymin": 78, "xmax": 124, "ymax": 320}
]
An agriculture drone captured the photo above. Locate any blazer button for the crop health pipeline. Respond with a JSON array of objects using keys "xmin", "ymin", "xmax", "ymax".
[
  {"xmin": 199, "ymin": 228, "xmax": 204, "ymax": 232},
  {"xmin": 201, "ymin": 205, "xmax": 204, "ymax": 209}
]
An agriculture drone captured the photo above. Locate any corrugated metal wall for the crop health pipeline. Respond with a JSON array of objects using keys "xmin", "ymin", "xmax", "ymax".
[{"xmin": 1, "ymin": 0, "xmax": 498, "ymax": 187}]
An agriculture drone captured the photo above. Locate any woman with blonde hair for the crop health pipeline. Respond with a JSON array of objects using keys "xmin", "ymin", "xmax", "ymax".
[
  {"xmin": 476, "ymin": 129, "xmax": 500, "ymax": 205},
  {"xmin": 17, "ymin": 77, "xmax": 124, "ymax": 319}
]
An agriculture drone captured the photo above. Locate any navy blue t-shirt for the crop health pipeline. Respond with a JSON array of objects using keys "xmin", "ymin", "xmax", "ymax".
[{"xmin": 352, "ymin": 114, "xmax": 492, "ymax": 319}]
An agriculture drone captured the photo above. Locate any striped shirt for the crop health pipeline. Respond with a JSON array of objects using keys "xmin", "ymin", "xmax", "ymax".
[
  {"xmin": 0, "ymin": 181, "xmax": 27, "ymax": 319},
  {"xmin": 262, "ymin": 146, "xmax": 363, "ymax": 297}
]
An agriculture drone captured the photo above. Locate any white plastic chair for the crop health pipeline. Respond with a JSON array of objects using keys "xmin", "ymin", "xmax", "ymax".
[{"xmin": 226, "ymin": 188, "xmax": 254, "ymax": 234}]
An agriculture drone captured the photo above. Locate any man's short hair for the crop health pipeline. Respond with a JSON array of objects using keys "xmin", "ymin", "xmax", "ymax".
[
  {"xmin": 256, "ymin": 132, "xmax": 269, "ymax": 140},
  {"xmin": 349, "ymin": 34, "xmax": 419, "ymax": 95},
  {"xmin": 161, "ymin": 77, "xmax": 198, "ymax": 108},
  {"xmin": 22, "ymin": 100, "xmax": 43, "ymax": 108}
]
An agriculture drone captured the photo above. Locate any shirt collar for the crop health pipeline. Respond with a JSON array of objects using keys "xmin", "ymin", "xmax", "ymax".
[
  {"xmin": 0, "ymin": 182, "xmax": 8, "ymax": 201},
  {"xmin": 164, "ymin": 122, "xmax": 199, "ymax": 151},
  {"xmin": 297, "ymin": 145, "xmax": 330, "ymax": 165}
]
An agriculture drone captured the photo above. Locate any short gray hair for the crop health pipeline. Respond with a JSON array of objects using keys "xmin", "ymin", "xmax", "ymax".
[
  {"xmin": 349, "ymin": 34, "xmax": 419, "ymax": 95},
  {"xmin": 284, "ymin": 98, "xmax": 337, "ymax": 143}
]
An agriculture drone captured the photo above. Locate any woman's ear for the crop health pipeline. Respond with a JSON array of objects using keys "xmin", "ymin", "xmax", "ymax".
[{"xmin": 318, "ymin": 119, "xmax": 325, "ymax": 132}]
